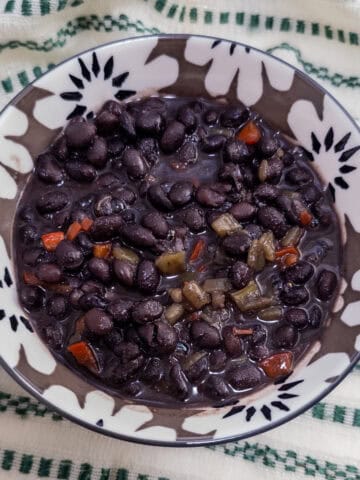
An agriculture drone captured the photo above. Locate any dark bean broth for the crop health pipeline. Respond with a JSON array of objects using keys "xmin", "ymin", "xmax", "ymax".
[{"xmin": 13, "ymin": 96, "xmax": 341, "ymax": 407}]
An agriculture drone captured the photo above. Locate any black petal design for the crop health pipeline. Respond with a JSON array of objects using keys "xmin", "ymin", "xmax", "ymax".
[
  {"xmin": 311, "ymin": 132, "xmax": 321, "ymax": 154},
  {"xmin": 222, "ymin": 405, "xmax": 245, "ymax": 419},
  {"xmin": 0, "ymin": 309, "xmax": 5, "ymax": 320},
  {"xmin": 9, "ymin": 315, "xmax": 18, "ymax": 332},
  {"xmin": 328, "ymin": 183, "xmax": 336, "ymax": 202},
  {"xmin": 271, "ymin": 401, "xmax": 290, "ymax": 411},
  {"xmin": 69, "ymin": 74, "xmax": 84, "ymax": 90},
  {"xmin": 303, "ymin": 148, "xmax": 314, "ymax": 162},
  {"xmin": 92, "ymin": 52, "xmax": 100, "ymax": 77},
  {"xmin": 103, "ymin": 56, "xmax": 114, "ymax": 80},
  {"xmin": 324, "ymin": 127, "xmax": 334, "ymax": 151},
  {"xmin": 96, "ymin": 419, "xmax": 104, "ymax": 427},
  {"xmin": 60, "ymin": 91, "xmax": 83, "ymax": 101},
  {"xmin": 278, "ymin": 379, "xmax": 304, "ymax": 391},
  {"xmin": 115, "ymin": 89, "xmax": 136, "ymax": 101},
  {"xmin": 338, "ymin": 145, "xmax": 360, "ymax": 163},
  {"xmin": 260, "ymin": 405, "xmax": 272, "ymax": 421},
  {"xmin": 211, "ymin": 39, "xmax": 221, "ymax": 49},
  {"xmin": 112, "ymin": 72, "xmax": 129, "ymax": 88},
  {"xmin": 334, "ymin": 132, "xmax": 351, "ymax": 152},
  {"xmin": 278, "ymin": 393, "xmax": 298, "ymax": 399},
  {"xmin": 339, "ymin": 165, "xmax": 357, "ymax": 174},
  {"xmin": 245, "ymin": 406, "xmax": 256, "ymax": 421},
  {"xmin": 78, "ymin": 58, "xmax": 91, "ymax": 82},
  {"xmin": 334, "ymin": 176, "xmax": 349, "ymax": 189},
  {"xmin": 4, "ymin": 268, "xmax": 12, "ymax": 287},
  {"xmin": 67, "ymin": 104, "xmax": 87, "ymax": 120},
  {"xmin": 0, "ymin": 280, "xmax": 2, "ymax": 288},
  {"xmin": 245, "ymin": 46, "xmax": 250, "ymax": 53},
  {"xmin": 229, "ymin": 43, "xmax": 236, "ymax": 55},
  {"xmin": 20, "ymin": 316, "xmax": 33, "ymax": 332},
  {"xmin": 86, "ymin": 111, "xmax": 94, "ymax": 120}
]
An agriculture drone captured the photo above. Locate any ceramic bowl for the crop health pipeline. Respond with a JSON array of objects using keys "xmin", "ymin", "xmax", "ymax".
[{"xmin": 0, "ymin": 34, "xmax": 359, "ymax": 447}]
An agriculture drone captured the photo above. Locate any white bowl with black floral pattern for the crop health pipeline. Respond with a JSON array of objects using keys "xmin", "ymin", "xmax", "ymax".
[{"xmin": 0, "ymin": 34, "xmax": 359, "ymax": 446}]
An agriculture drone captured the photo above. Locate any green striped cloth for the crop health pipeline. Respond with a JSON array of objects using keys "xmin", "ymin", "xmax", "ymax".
[{"xmin": 0, "ymin": 1, "xmax": 359, "ymax": 479}]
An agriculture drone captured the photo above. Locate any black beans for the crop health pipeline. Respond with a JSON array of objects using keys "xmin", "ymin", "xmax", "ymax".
[
  {"xmin": 177, "ymin": 106, "xmax": 197, "ymax": 133},
  {"xmin": 273, "ymin": 324, "xmax": 299, "ymax": 348},
  {"xmin": 154, "ymin": 321, "xmax": 178, "ymax": 353},
  {"xmin": 186, "ymin": 356, "xmax": 208, "ymax": 382},
  {"xmin": 222, "ymin": 231, "xmax": 252, "ymax": 257},
  {"xmin": 230, "ymin": 261, "xmax": 253, "ymax": 289},
  {"xmin": 36, "ymin": 191, "xmax": 69, "ymax": 214},
  {"xmin": 36, "ymin": 263, "xmax": 62, "ymax": 283},
  {"xmin": 250, "ymin": 325, "xmax": 267, "ymax": 345},
  {"xmin": 90, "ymin": 215, "xmax": 124, "ymax": 241},
  {"xmin": 76, "ymin": 232, "xmax": 93, "ymax": 255},
  {"xmin": 122, "ymin": 148, "xmax": 147, "ymax": 179},
  {"xmin": 106, "ymin": 136, "xmax": 125, "ymax": 158},
  {"xmin": 55, "ymin": 240, "xmax": 84, "ymax": 270},
  {"xmin": 95, "ymin": 110, "xmax": 119, "ymax": 133},
  {"xmin": 122, "ymin": 224, "xmax": 156, "ymax": 248},
  {"xmin": 258, "ymin": 206, "xmax": 288, "ymax": 238},
  {"xmin": 220, "ymin": 106, "xmax": 249, "ymax": 128},
  {"xmin": 79, "ymin": 293, "xmax": 107, "ymax": 310},
  {"xmin": 280, "ymin": 284, "xmax": 309, "ymax": 306},
  {"xmin": 118, "ymin": 110, "xmax": 136, "ymax": 140},
  {"xmin": 36, "ymin": 153, "xmax": 63, "ymax": 184},
  {"xmin": 226, "ymin": 363, "xmax": 262, "ymax": 390},
  {"xmin": 222, "ymin": 326, "xmax": 243, "ymax": 357},
  {"xmin": 284, "ymin": 308, "xmax": 309, "ymax": 329},
  {"xmin": 209, "ymin": 350, "xmax": 227, "ymax": 371},
  {"xmin": 223, "ymin": 139, "xmax": 251, "ymax": 163},
  {"xmin": 148, "ymin": 184, "xmax": 174, "ymax": 211},
  {"xmin": 257, "ymin": 134, "xmax": 279, "ymax": 158},
  {"xmin": 87, "ymin": 136, "xmax": 108, "ymax": 168},
  {"xmin": 182, "ymin": 206, "xmax": 206, "ymax": 232},
  {"xmin": 309, "ymin": 305, "xmax": 322, "ymax": 328},
  {"xmin": 168, "ymin": 181, "xmax": 193, "ymax": 206},
  {"xmin": 286, "ymin": 167, "xmax": 313, "ymax": 185},
  {"xmin": 196, "ymin": 184, "xmax": 226, "ymax": 208},
  {"xmin": 65, "ymin": 161, "xmax": 97, "ymax": 183},
  {"xmin": 20, "ymin": 285, "xmax": 44, "ymax": 310},
  {"xmin": 160, "ymin": 121, "xmax": 186, "ymax": 153},
  {"xmin": 230, "ymin": 202, "xmax": 256, "ymax": 221},
  {"xmin": 317, "ymin": 269, "xmax": 338, "ymax": 301},
  {"xmin": 301, "ymin": 185, "xmax": 322, "ymax": 205},
  {"xmin": 190, "ymin": 321, "xmax": 221, "ymax": 349},
  {"xmin": 204, "ymin": 376, "xmax": 230, "ymax": 400},
  {"xmin": 132, "ymin": 300, "xmax": 163, "ymax": 324},
  {"xmin": 136, "ymin": 260, "xmax": 160, "ymax": 294},
  {"xmin": 88, "ymin": 257, "xmax": 111, "ymax": 283},
  {"xmin": 19, "ymin": 225, "xmax": 38, "ymax": 245},
  {"xmin": 142, "ymin": 358, "xmax": 163, "ymax": 384},
  {"xmin": 142, "ymin": 211, "xmax": 169, "ymax": 238},
  {"xmin": 107, "ymin": 299, "xmax": 133, "ymax": 323},
  {"xmin": 218, "ymin": 163, "xmax": 243, "ymax": 191},
  {"xmin": 65, "ymin": 120, "xmax": 96, "ymax": 148},
  {"xmin": 137, "ymin": 137, "xmax": 159, "ymax": 166},
  {"xmin": 85, "ymin": 308, "xmax": 113, "ymax": 335},
  {"xmin": 254, "ymin": 184, "xmax": 279, "ymax": 202},
  {"xmin": 113, "ymin": 259, "xmax": 136, "ymax": 287},
  {"xmin": 177, "ymin": 142, "xmax": 198, "ymax": 165},
  {"xmin": 284, "ymin": 261, "xmax": 314, "ymax": 285},
  {"xmin": 202, "ymin": 134, "xmax": 227, "ymax": 153},
  {"xmin": 244, "ymin": 224, "xmax": 263, "ymax": 239},
  {"xmin": 136, "ymin": 110, "xmax": 164, "ymax": 136},
  {"xmin": 169, "ymin": 364, "xmax": 189, "ymax": 399},
  {"xmin": 46, "ymin": 295, "xmax": 68, "ymax": 318},
  {"xmin": 203, "ymin": 109, "xmax": 218, "ymax": 125}
]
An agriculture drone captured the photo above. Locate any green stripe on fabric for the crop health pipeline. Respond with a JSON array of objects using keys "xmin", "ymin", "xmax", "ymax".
[
  {"xmin": 204, "ymin": 10, "xmax": 212, "ymax": 24},
  {"xmin": 220, "ymin": 12, "xmax": 229, "ymax": 24},
  {"xmin": 57, "ymin": 460, "xmax": 72, "ymax": 479},
  {"xmin": 265, "ymin": 16, "xmax": 274, "ymax": 29},
  {"xmin": 235, "ymin": 12, "xmax": 244, "ymax": 25},
  {"xmin": 116, "ymin": 470, "xmax": 128, "ymax": 480},
  {"xmin": 4, "ymin": 0, "xmax": 15, "ymax": 13},
  {"xmin": 2, "ymin": 450, "xmax": 14, "ymax": 470},
  {"xmin": 20, "ymin": 454, "xmax": 33, "ymax": 474},
  {"xmin": 40, "ymin": 0, "xmax": 50, "ymax": 15},
  {"xmin": 21, "ymin": 0, "xmax": 32, "ymax": 16},
  {"xmin": 99, "ymin": 469, "xmax": 111, "ymax": 480},
  {"xmin": 154, "ymin": 0, "xmax": 166, "ymax": 12},
  {"xmin": 58, "ymin": 0, "xmax": 68, "ymax": 11},
  {"xmin": 189, "ymin": 7, "xmax": 197, "ymax": 23},
  {"xmin": 167, "ymin": 4, "xmax": 177, "ymax": 18},
  {"xmin": 78, "ymin": 463, "xmax": 92, "ymax": 480},
  {"xmin": 280, "ymin": 18, "xmax": 291, "ymax": 31},
  {"xmin": 38, "ymin": 458, "xmax": 52, "ymax": 477}
]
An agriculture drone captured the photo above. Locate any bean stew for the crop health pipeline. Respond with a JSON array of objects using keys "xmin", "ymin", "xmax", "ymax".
[{"xmin": 14, "ymin": 96, "xmax": 341, "ymax": 406}]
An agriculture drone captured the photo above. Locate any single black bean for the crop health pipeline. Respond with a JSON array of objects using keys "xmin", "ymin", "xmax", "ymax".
[
  {"xmin": 230, "ymin": 202, "xmax": 256, "ymax": 221},
  {"xmin": 43, "ymin": 323, "xmax": 63, "ymax": 350},
  {"xmin": 90, "ymin": 214, "xmax": 124, "ymax": 241},
  {"xmin": 75, "ymin": 232, "xmax": 93, "ymax": 256},
  {"xmin": 317, "ymin": 269, "xmax": 338, "ymax": 301},
  {"xmin": 203, "ymin": 109, "xmax": 218, "ymax": 125},
  {"xmin": 273, "ymin": 324, "xmax": 299, "ymax": 348},
  {"xmin": 36, "ymin": 191, "xmax": 69, "ymax": 214},
  {"xmin": 280, "ymin": 284, "xmax": 309, "ymax": 306},
  {"xmin": 23, "ymin": 247, "xmax": 44, "ymax": 266},
  {"xmin": 122, "ymin": 224, "xmax": 156, "ymax": 248},
  {"xmin": 154, "ymin": 321, "xmax": 178, "ymax": 353},
  {"xmin": 284, "ymin": 261, "xmax": 314, "ymax": 285},
  {"xmin": 248, "ymin": 344, "xmax": 270, "ymax": 362},
  {"xmin": 142, "ymin": 211, "xmax": 169, "ymax": 239},
  {"xmin": 230, "ymin": 261, "xmax": 253, "ymax": 289},
  {"xmin": 52, "ymin": 136, "xmax": 68, "ymax": 162},
  {"xmin": 94, "ymin": 194, "xmax": 114, "ymax": 216},
  {"xmin": 115, "ymin": 342, "xmax": 141, "ymax": 363},
  {"xmin": 257, "ymin": 133, "xmax": 279, "ymax": 158},
  {"xmin": 118, "ymin": 110, "xmax": 136, "ymax": 140},
  {"xmin": 55, "ymin": 240, "xmax": 84, "ymax": 270},
  {"xmin": 284, "ymin": 308, "xmax": 309, "ymax": 329},
  {"xmin": 85, "ymin": 308, "xmax": 113, "ymax": 335},
  {"xmin": 275, "ymin": 195, "xmax": 299, "ymax": 224},
  {"xmin": 137, "ymin": 323, "xmax": 155, "ymax": 348},
  {"xmin": 69, "ymin": 289, "xmax": 83, "ymax": 308},
  {"xmin": 142, "ymin": 358, "xmax": 163, "ymax": 384},
  {"xmin": 19, "ymin": 206, "xmax": 36, "ymax": 223},
  {"xmin": 314, "ymin": 200, "xmax": 333, "ymax": 226},
  {"xmin": 261, "ymin": 157, "xmax": 283, "ymax": 184},
  {"xmin": 65, "ymin": 120, "xmax": 96, "ymax": 148},
  {"xmin": 209, "ymin": 350, "xmax": 227, "ymax": 371},
  {"xmin": 114, "ymin": 187, "xmax": 137, "ymax": 206},
  {"xmin": 148, "ymin": 184, "xmax": 174, "ymax": 211},
  {"xmin": 220, "ymin": 106, "xmax": 249, "ymax": 128},
  {"xmin": 104, "ymin": 329, "xmax": 123, "ymax": 352},
  {"xmin": 300, "ymin": 185, "xmax": 322, "ymax": 205},
  {"xmin": 254, "ymin": 184, "xmax": 279, "ymax": 203},
  {"xmin": 177, "ymin": 141, "xmax": 198, "ymax": 165},
  {"xmin": 46, "ymin": 295, "xmax": 68, "ymax": 318},
  {"xmin": 20, "ymin": 285, "xmax": 44, "ymax": 310},
  {"xmin": 196, "ymin": 184, "xmax": 226, "ymax": 208},
  {"xmin": 88, "ymin": 257, "xmax": 111, "ymax": 283},
  {"xmin": 202, "ymin": 134, "xmax": 227, "ymax": 153},
  {"xmin": 168, "ymin": 181, "xmax": 193, "ymax": 206},
  {"xmin": 122, "ymin": 148, "xmax": 147, "ymax": 179},
  {"xmin": 203, "ymin": 376, "xmax": 230, "ymax": 400},
  {"xmin": 19, "ymin": 225, "xmax": 38, "ymax": 245},
  {"xmin": 109, "ymin": 357, "xmax": 144, "ymax": 385},
  {"xmin": 95, "ymin": 110, "xmax": 119, "ymax": 133},
  {"xmin": 258, "ymin": 206, "xmax": 288, "ymax": 238},
  {"xmin": 65, "ymin": 161, "xmax": 97, "ymax": 183},
  {"xmin": 36, "ymin": 263, "xmax": 62, "ymax": 283},
  {"xmin": 286, "ymin": 167, "xmax": 313, "ymax": 185},
  {"xmin": 190, "ymin": 320, "xmax": 221, "ymax": 349},
  {"xmin": 132, "ymin": 300, "xmax": 163, "ymax": 324},
  {"xmin": 81, "ymin": 279, "xmax": 103, "ymax": 295},
  {"xmin": 113, "ymin": 259, "xmax": 136, "ymax": 287},
  {"xmin": 182, "ymin": 206, "xmax": 206, "ymax": 232},
  {"xmin": 222, "ymin": 326, "xmax": 243, "ymax": 357},
  {"xmin": 160, "ymin": 121, "xmax": 186, "ymax": 153},
  {"xmin": 140, "ymin": 97, "xmax": 167, "ymax": 113},
  {"xmin": 107, "ymin": 299, "xmax": 134, "ymax": 323},
  {"xmin": 137, "ymin": 137, "xmax": 159, "ymax": 166},
  {"xmin": 136, "ymin": 260, "xmax": 160, "ymax": 294},
  {"xmin": 244, "ymin": 223, "xmax": 263, "ymax": 239},
  {"xmin": 250, "ymin": 325, "xmax": 267, "ymax": 345},
  {"xmin": 77, "ymin": 193, "xmax": 96, "ymax": 208},
  {"xmin": 226, "ymin": 363, "xmax": 262, "ymax": 390},
  {"xmin": 36, "ymin": 153, "xmax": 63, "ymax": 184},
  {"xmin": 223, "ymin": 139, "xmax": 251, "ymax": 163},
  {"xmin": 106, "ymin": 136, "xmax": 125, "ymax": 158},
  {"xmin": 218, "ymin": 163, "xmax": 243, "ymax": 191},
  {"xmin": 222, "ymin": 231, "xmax": 252, "ymax": 257},
  {"xmin": 169, "ymin": 364, "xmax": 189, "ymax": 399},
  {"xmin": 309, "ymin": 305, "xmax": 322, "ymax": 328},
  {"xmin": 177, "ymin": 106, "xmax": 197, "ymax": 133},
  {"xmin": 87, "ymin": 136, "xmax": 107, "ymax": 168},
  {"xmin": 136, "ymin": 110, "xmax": 164, "ymax": 136},
  {"xmin": 186, "ymin": 356, "xmax": 208, "ymax": 382},
  {"xmin": 79, "ymin": 293, "xmax": 107, "ymax": 310}
]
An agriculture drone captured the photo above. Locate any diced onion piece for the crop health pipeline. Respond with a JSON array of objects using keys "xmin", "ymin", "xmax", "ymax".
[
  {"xmin": 183, "ymin": 281, "xmax": 210, "ymax": 309},
  {"xmin": 247, "ymin": 239, "xmax": 265, "ymax": 272},
  {"xmin": 165, "ymin": 303, "xmax": 185, "ymax": 325},
  {"xmin": 169, "ymin": 288, "xmax": 183, "ymax": 303},
  {"xmin": 259, "ymin": 231, "xmax": 275, "ymax": 262},
  {"xmin": 112, "ymin": 246, "xmax": 139, "ymax": 265},
  {"xmin": 203, "ymin": 277, "xmax": 232, "ymax": 293},
  {"xmin": 230, "ymin": 280, "xmax": 260, "ymax": 311},
  {"xmin": 155, "ymin": 251, "xmax": 186, "ymax": 275},
  {"xmin": 211, "ymin": 213, "xmax": 241, "ymax": 237},
  {"xmin": 280, "ymin": 226, "xmax": 303, "ymax": 247}
]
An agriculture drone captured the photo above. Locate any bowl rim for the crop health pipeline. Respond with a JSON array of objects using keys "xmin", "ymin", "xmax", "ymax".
[{"xmin": 1, "ymin": 32, "xmax": 359, "ymax": 447}]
